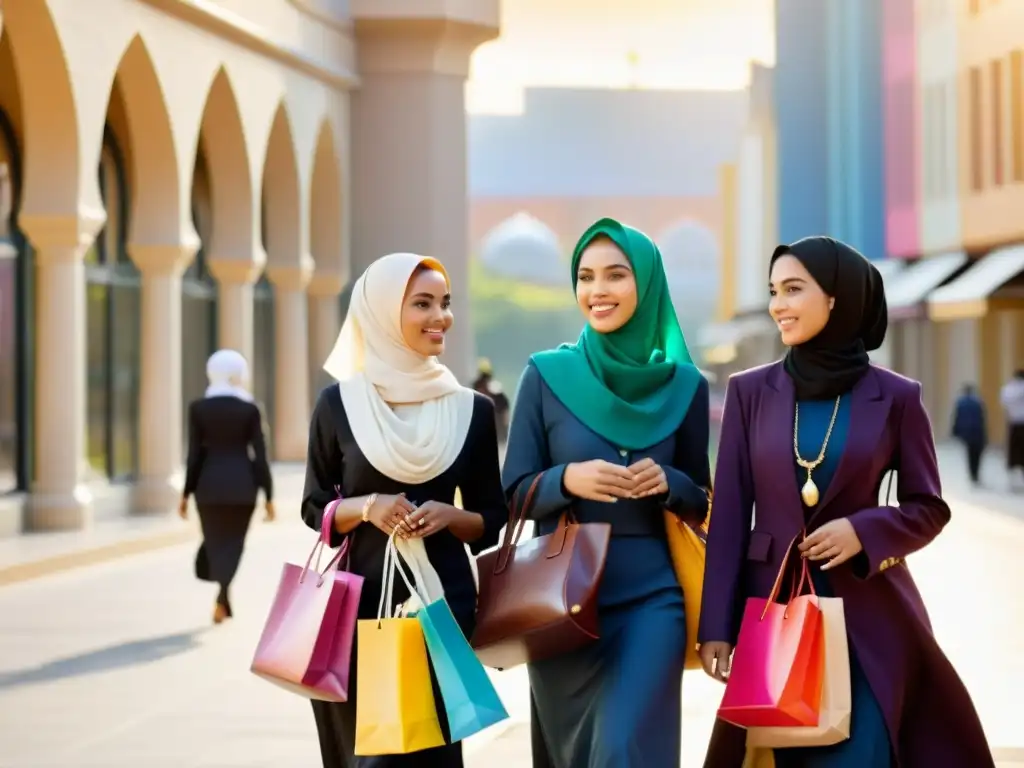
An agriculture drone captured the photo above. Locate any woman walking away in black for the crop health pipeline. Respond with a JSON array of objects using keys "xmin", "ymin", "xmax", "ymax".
[{"xmin": 181, "ymin": 349, "xmax": 274, "ymax": 624}]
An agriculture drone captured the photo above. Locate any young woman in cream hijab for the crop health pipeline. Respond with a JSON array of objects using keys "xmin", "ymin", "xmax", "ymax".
[
  {"xmin": 181, "ymin": 349, "xmax": 274, "ymax": 624},
  {"xmin": 301, "ymin": 252, "xmax": 507, "ymax": 768}
]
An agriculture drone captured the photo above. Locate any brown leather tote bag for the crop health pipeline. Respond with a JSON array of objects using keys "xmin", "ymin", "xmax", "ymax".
[{"xmin": 471, "ymin": 471, "xmax": 611, "ymax": 671}]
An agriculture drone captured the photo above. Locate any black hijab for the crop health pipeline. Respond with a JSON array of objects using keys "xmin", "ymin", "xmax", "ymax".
[{"xmin": 770, "ymin": 236, "xmax": 888, "ymax": 400}]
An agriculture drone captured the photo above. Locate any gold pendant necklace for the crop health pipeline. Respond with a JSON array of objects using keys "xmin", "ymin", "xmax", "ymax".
[{"xmin": 793, "ymin": 396, "xmax": 842, "ymax": 507}]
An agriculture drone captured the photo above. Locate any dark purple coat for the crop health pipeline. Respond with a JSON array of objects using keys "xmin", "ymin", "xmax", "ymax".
[{"xmin": 699, "ymin": 362, "xmax": 993, "ymax": 768}]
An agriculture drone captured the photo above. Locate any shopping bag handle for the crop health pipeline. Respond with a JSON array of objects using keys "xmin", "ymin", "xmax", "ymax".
[
  {"xmin": 761, "ymin": 531, "xmax": 819, "ymax": 621},
  {"xmin": 376, "ymin": 532, "xmax": 425, "ymax": 626},
  {"xmin": 395, "ymin": 537, "xmax": 445, "ymax": 603},
  {"xmin": 297, "ymin": 501, "xmax": 351, "ymax": 587}
]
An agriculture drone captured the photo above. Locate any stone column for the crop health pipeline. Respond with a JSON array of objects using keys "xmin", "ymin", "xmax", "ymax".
[
  {"xmin": 207, "ymin": 258, "xmax": 260, "ymax": 368},
  {"xmin": 131, "ymin": 242, "xmax": 197, "ymax": 514},
  {"xmin": 267, "ymin": 264, "xmax": 313, "ymax": 461},
  {"xmin": 351, "ymin": 8, "xmax": 499, "ymax": 383},
  {"xmin": 19, "ymin": 212, "xmax": 104, "ymax": 530},
  {"xmin": 307, "ymin": 273, "xmax": 345, "ymax": 401}
]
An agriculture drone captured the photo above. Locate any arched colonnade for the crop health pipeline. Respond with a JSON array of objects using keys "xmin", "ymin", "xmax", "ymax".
[{"xmin": 0, "ymin": 0, "xmax": 498, "ymax": 532}]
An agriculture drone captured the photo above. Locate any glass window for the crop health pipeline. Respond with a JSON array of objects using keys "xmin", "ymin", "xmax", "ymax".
[
  {"xmin": 992, "ymin": 58, "xmax": 1005, "ymax": 187},
  {"xmin": 85, "ymin": 133, "xmax": 141, "ymax": 481},
  {"xmin": 0, "ymin": 257, "xmax": 16, "ymax": 492},
  {"xmin": 0, "ymin": 113, "xmax": 20, "ymax": 493},
  {"xmin": 970, "ymin": 66, "xmax": 984, "ymax": 191},
  {"xmin": 253, "ymin": 275, "xmax": 275, "ymax": 448},
  {"xmin": 110, "ymin": 278, "xmax": 139, "ymax": 478},
  {"xmin": 85, "ymin": 280, "xmax": 110, "ymax": 477}
]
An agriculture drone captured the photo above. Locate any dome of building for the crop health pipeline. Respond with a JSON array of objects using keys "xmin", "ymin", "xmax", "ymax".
[
  {"xmin": 656, "ymin": 220, "xmax": 721, "ymax": 340},
  {"xmin": 479, "ymin": 212, "xmax": 566, "ymax": 287}
]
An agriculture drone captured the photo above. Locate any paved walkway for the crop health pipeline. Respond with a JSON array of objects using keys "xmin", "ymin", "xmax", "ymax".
[{"xmin": 0, "ymin": 447, "xmax": 1021, "ymax": 766}]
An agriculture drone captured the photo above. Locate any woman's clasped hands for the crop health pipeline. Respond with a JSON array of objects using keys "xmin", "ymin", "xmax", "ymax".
[
  {"xmin": 362, "ymin": 493, "xmax": 468, "ymax": 539},
  {"xmin": 563, "ymin": 457, "xmax": 669, "ymax": 502}
]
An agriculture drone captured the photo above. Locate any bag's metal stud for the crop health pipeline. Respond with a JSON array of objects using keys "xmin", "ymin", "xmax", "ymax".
[{"xmin": 570, "ymin": 604, "xmax": 581, "ymax": 615}]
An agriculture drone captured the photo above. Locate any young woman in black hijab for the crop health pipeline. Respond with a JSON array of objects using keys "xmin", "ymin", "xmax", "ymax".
[
  {"xmin": 699, "ymin": 237, "xmax": 993, "ymax": 767},
  {"xmin": 773, "ymin": 237, "xmax": 888, "ymax": 400}
]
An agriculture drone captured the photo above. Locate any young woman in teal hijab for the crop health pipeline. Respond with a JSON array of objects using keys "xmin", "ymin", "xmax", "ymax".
[{"xmin": 502, "ymin": 217, "xmax": 712, "ymax": 768}]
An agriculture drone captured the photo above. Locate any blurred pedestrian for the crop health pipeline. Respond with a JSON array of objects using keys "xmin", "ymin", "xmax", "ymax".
[
  {"xmin": 700, "ymin": 237, "xmax": 994, "ymax": 768},
  {"xmin": 471, "ymin": 357, "xmax": 510, "ymax": 444},
  {"xmin": 181, "ymin": 349, "xmax": 274, "ymax": 624},
  {"xmin": 1000, "ymin": 369, "xmax": 1024, "ymax": 486},
  {"xmin": 951, "ymin": 383, "xmax": 987, "ymax": 485},
  {"xmin": 502, "ymin": 217, "xmax": 711, "ymax": 767},
  {"xmin": 302, "ymin": 253, "xmax": 507, "ymax": 768}
]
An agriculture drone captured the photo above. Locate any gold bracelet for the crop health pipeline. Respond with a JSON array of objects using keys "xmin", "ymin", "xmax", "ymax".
[{"xmin": 361, "ymin": 493, "xmax": 378, "ymax": 523}]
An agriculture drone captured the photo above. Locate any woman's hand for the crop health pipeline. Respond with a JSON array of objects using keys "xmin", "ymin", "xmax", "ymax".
[
  {"xmin": 365, "ymin": 493, "xmax": 417, "ymax": 536},
  {"xmin": 798, "ymin": 518, "xmax": 863, "ymax": 570},
  {"xmin": 178, "ymin": 498, "xmax": 188, "ymax": 520},
  {"xmin": 403, "ymin": 501, "xmax": 470, "ymax": 538},
  {"xmin": 263, "ymin": 501, "xmax": 276, "ymax": 523},
  {"xmin": 699, "ymin": 641, "xmax": 733, "ymax": 682},
  {"xmin": 563, "ymin": 460, "xmax": 636, "ymax": 502},
  {"xmin": 627, "ymin": 458, "xmax": 668, "ymax": 498}
]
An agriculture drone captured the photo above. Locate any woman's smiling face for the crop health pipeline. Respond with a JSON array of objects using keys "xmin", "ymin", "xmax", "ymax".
[
  {"xmin": 401, "ymin": 266, "xmax": 452, "ymax": 356},
  {"xmin": 768, "ymin": 253, "xmax": 833, "ymax": 346},
  {"xmin": 575, "ymin": 237, "xmax": 638, "ymax": 334}
]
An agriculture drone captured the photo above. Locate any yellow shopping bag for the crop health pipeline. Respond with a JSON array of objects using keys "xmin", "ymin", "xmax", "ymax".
[
  {"xmin": 665, "ymin": 509, "xmax": 707, "ymax": 670},
  {"xmin": 354, "ymin": 539, "xmax": 445, "ymax": 756}
]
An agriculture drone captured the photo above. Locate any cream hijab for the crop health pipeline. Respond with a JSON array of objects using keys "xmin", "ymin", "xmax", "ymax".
[
  {"xmin": 205, "ymin": 349, "xmax": 254, "ymax": 402},
  {"xmin": 323, "ymin": 253, "xmax": 475, "ymax": 484}
]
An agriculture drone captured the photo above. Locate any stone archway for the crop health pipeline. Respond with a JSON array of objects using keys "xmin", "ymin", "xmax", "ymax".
[
  {"xmin": 2, "ymin": 1, "xmax": 85, "ymax": 222},
  {"xmin": 260, "ymin": 102, "xmax": 309, "ymax": 460},
  {"xmin": 262, "ymin": 104, "xmax": 304, "ymax": 270},
  {"xmin": 198, "ymin": 68, "xmax": 255, "ymax": 262},
  {"xmin": 309, "ymin": 119, "xmax": 343, "ymax": 281},
  {"xmin": 195, "ymin": 67, "xmax": 259, "ymax": 368},
  {"xmin": 307, "ymin": 118, "xmax": 344, "ymax": 400},
  {"xmin": 112, "ymin": 35, "xmax": 182, "ymax": 246},
  {"xmin": 103, "ymin": 33, "xmax": 197, "ymax": 512},
  {"xmin": 3, "ymin": 2, "xmax": 105, "ymax": 529}
]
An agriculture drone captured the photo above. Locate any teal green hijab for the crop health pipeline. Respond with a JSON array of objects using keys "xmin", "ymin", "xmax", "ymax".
[{"xmin": 532, "ymin": 217, "xmax": 703, "ymax": 450}]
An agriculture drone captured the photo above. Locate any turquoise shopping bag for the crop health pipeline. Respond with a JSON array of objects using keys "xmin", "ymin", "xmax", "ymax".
[
  {"xmin": 416, "ymin": 596, "xmax": 509, "ymax": 742},
  {"xmin": 391, "ymin": 536, "xmax": 508, "ymax": 742}
]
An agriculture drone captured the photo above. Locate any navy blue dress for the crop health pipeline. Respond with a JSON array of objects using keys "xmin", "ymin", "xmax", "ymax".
[
  {"xmin": 502, "ymin": 362, "xmax": 711, "ymax": 768},
  {"xmin": 773, "ymin": 395, "xmax": 893, "ymax": 768}
]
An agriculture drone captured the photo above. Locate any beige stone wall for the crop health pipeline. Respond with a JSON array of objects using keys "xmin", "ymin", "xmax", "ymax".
[{"xmin": 0, "ymin": 0, "xmax": 498, "ymax": 533}]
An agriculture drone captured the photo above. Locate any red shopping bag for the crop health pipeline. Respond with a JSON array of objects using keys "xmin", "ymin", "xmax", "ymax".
[
  {"xmin": 718, "ymin": 536, "xmax": 825, "ymax": 728},
  {"xmin": 251, "ymin": 505, "xmax": 364, "ymax": 702}
]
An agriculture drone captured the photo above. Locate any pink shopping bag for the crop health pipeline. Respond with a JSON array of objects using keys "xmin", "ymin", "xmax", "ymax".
[
  {"xmin": 251, "ymin": 502, "xmax": 363, "ymax": 701},
  {"xmin": 718, "ymin": 537, "xmax": 825, "ymax": 729}
]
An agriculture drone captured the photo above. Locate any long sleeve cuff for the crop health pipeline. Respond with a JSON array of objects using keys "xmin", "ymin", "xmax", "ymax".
[
  {"xmin": 663, "ymin": 466, "xmax": 708, "ymax": 525},
  {"xmin": 515, "ymin": 465, "xmax": 571, "ymax": 521}
]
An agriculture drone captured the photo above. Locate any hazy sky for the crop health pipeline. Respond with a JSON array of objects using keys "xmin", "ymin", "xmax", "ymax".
[{"xmin": 466, "ymin": 0, "xmax": 776, "ymax": 113}]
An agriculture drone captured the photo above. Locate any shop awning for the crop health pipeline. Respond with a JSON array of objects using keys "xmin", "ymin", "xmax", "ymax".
[
  {"xmin": 927, "ymin": 245, "xmax": 1024, "ymax": 321},
  {"xmin": 886, "ymin": 251, "xmax": 969, "ymax": 320},
  {"xmin": 872, "ymin": 258, "xmax": 907, "ymax": 287}
]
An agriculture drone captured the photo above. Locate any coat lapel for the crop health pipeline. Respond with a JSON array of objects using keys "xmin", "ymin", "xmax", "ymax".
[
  {"xmin": 809, "ymin": 368, "xmax": 892, "ymax": 524},
  {"xmin": 761, "ymin": 364, "xmax": 806, "ymax": 528}
]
